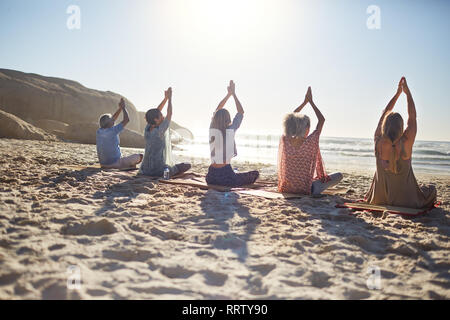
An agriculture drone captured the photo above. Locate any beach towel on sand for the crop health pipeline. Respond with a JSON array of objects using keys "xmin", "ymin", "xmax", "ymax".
[
  {"xmin": 158, "ymin": 175, "xmax": 272, "ymax": 192},
  {"xmin": 336, "ymin": 201, "xmax": 440, "ymax": 217},
  {"xmin": 60, "ymin": 164, "xmax": 138, "ymax": 172},
  {"xmin": 238, "ymin": 189, "xmax": 303, "ymax": 199},
  {"xmin": 238, "ymin": 186, "xmax": 347, "ymax": 199},
  {"xmin": 160, "ymin": 176, "xmax": 347, "ymax": 197}
]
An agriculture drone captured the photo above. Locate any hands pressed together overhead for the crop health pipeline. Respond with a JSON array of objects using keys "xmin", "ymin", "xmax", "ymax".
[
  {"xmin": 304, "ymin": 86, "xmax": 313, "ymax": 104},
  {"xmin": 119, "ymin": 97, "xmax": 126, "ymax": 110},
  {"xmin": 396, "ymin": 77, "xmax": 411, "ymax": 96},
  {"xmin": 227, "ymin": 80, "xmax": 237, "ymax": 97},
  {"xmin": 214, "ymin": 80, "xmax": 244, "ymax": 114},
  {"xmin": 165, "ymin": 87, "xmax": 173, "ymax": 100}
]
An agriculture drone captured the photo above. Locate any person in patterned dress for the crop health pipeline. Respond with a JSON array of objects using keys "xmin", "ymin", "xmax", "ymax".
[{"xmin": 278, "ymin": 87, "xmax": 343, "ymax": 195}]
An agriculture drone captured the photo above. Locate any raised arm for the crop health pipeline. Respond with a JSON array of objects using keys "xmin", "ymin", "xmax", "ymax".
[
  {"xmin": 306, "ymin": 87, "xmax": 325, "ymax": 132},
  {"xmin": 215, "ymin": 83, "xmax": 233, "ymax": 112},
  {"xmin": 119, "ymin": 98, "xmax": 130, "ymax": 127},
  {"xmin": 402, "ymin": 78, "xmax": 417, "ymax": 142},
  {"xmin": 111, "ymin": 99, "xmax": 123, "ymax": 121},
  {"xmin": 157, "ymin": 89, "xmax": 170, "ymax": 111},
  {"xmin": 374, "ymin": 78, "xmax": 403, "ymax": 139},
  {"xmin": 294, "ymin": 88, "xmax": 309, "ymax": 113},
  {"xmin": 165, "ymin": 87, "xmax": 173, "ymax": 122},
  {"xmin": 229, "ymin": 80, "xmax": 244, "ymax": 114}
]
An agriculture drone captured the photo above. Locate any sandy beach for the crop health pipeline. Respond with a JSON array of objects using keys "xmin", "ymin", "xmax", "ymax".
[{"xmin": 0, "ymin": 138, "xmax": 449, "ymax": 300}]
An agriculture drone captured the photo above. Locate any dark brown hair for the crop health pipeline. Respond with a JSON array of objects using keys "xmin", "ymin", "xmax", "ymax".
[
  {"xmin": 145, "ymin": 108, "xmax": 163, "ymax": 131},
  {"xmin": 381, "ymin": 112, "xmax": 404, "ymax": 173}
]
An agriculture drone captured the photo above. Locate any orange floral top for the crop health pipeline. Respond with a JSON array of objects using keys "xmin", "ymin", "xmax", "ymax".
[{"xmin": 278, "ymin": 129, "xmax": 329, "ymax": 194}]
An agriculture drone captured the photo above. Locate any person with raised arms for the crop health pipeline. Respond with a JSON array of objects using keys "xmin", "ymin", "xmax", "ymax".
[
  {"xmin": 278, "ymin": 87, "xmax": 343, "ymax": 195},
  {"xmin": 140, "ymin": 87, "xmax": 191, "ymax": 178},
  {"xmin": 96, "ymin": 98, "xmax": 143, "ymax": 169},
  {"xmin": 365, "ymin": 77, "xmax": 436, "ymax": 208},
  {"xmin": 206, "ymin": 80, "xmax": 259, "ymax": 187}
]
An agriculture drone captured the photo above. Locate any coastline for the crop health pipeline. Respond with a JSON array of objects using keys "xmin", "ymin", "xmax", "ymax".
[{"xmin": 0, "ymin": 138, "xmax": 449, "ymax": 299}]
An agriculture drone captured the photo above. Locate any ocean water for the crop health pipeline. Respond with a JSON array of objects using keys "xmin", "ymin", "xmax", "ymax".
[{"xmin": 173, "ymin": 133, "xmax": 450, "ymax": 176}]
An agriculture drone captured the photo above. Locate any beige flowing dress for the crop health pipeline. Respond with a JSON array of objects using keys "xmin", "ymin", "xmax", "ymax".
[{"xmin": 365, "ymin": 139, "xmax": 437, "ymax": 209}]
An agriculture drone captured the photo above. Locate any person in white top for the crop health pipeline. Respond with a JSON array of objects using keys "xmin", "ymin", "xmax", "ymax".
[{"xmin": 206, "ymin": 80, "xmax": 259, "ymax": 187}]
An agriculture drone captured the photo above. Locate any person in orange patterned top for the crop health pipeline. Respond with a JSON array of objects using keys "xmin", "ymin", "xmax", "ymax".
[{"xmin": 278, "ymin": 87, "xmax": 343, "ymax": 195}]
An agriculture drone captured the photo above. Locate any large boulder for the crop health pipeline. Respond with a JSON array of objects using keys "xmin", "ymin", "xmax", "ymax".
[
  {"xmin": 0, "ymin": 68, "xmax": 195, "ymax": 142},
  {"xmin": 64, "ymin": 123, "xmax": 145, "ymax": 149},
  {"xmin": 32, "ymin": 119, "xmax": 69, "ymax": 138},
  {"xmin": 0, "ymin": 69, "xmax": 142, "ymax": 132},
  {"xmin": 0, "ymin": 109, "xmax": 58, "ymax": 141}
]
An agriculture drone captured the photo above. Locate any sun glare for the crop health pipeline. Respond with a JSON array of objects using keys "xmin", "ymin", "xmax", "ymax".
[{"xmin": 160, "ymin": 0, "xmax": 293, "ymax": 57}]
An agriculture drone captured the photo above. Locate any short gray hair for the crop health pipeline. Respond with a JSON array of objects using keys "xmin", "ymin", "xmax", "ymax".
[
  {"xmin": 283, "ymin": 113, "xmax": 311, "ymax": 137},
  {"xmin": 99, "ymin": 114, "xmax": 112, "ymax": 129}
]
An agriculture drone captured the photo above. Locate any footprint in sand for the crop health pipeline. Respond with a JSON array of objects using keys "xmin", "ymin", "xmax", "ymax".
[
  {"xmin": 427, "ymin": 290, "xmax": 447, "ymax": 299},
  {"xmin": 0, "ymin": 239, "xmax": 15, "ymax": 249},
  {"xmin": 343, "ymin": 289, "xmax": 371, "ymax": 300},
  {"xmin": 196, "ymin": 250, "xmax": 218, "ymax": 258},
  {"xmin": 14, "ymin": 283, "xmax": 34, "ymax": 296},
  {"xmin": 247, "ymin": 276, "xmax": 268, "ymax": 295},
  {"xmin": 249, "ymin": 264, "xmax": 276, "ymax": 276},
  {"xmin": 92, "ymin": 261, "xmax": 125, "ymax": 272},
  {"xmin": 87, "ymin": 289, "xmax": 110, "ymax": 297},
  {"xmin": 128, "ymin": 222, "xmax": 146, "ymax": 233},
  {"xmin": 160, "ymin": 266, "xmax": 196, "ymax": 279},
  {"xmin": 150, "ymin": 227, "xmax": 184, "ymax": 241},
  {"xmin": 0, "ymin": 272, "xmax": 22, "ymax": 285},
  {"xmin": 61, "ymin": 219, "xmax": 117, "ymax": 236},
  {"xmin": 102, "ymin": 249, "xmax": 160, "ymax": 262},
  {"xmin": 429, "ymin": 280, "xmax": 450, "ymax": 290},
  {"xmin": 48, "ymin": 244, "xmax": 66, "ymax": 251},
  {"xmin": 213, "ymin": 235, "xmax": 245, "ymax": 250},
  {"xmin": 280, "ymin": 279, "xmax": 303, "ymax": 287},
  {"xmin": 201, "ymin": 270, "xmax": 228, "ymax": 287},
  {"xmin": 16, "ymin": 246, "xmax": 36, "ymax": 255},
  {"xmin": 306, "ymin": 271, "xmax": 332, "ymax": 288},
  {"xmin": 388, "ymin": 243, "xmax": 419, "ymax": 257},
  {"xmin": 41, "ymin": 282, "xmax": 81, "ymax": 300},
  {"xmin": 346, "ymin": 235, "xmax": 379, "ymax": 253},
  {"xmin": 184, "ymin": 190, "xmax": 204, "ymax": 197},
  {"xmin": 129, "ymin": 286, "xmax": 185, "ymax": 295},
  {"xmin": 132, "ymin": 185, "xmax": 155, "ymax": 194}
]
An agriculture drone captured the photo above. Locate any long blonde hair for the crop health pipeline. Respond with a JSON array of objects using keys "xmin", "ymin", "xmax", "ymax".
[{"xmin": 381, "ymin": 112, "xmax": 404, "ymax": 173}]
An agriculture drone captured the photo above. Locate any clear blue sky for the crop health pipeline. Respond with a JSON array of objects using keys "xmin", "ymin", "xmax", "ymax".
[{"xmin": 1, "ymin": 0, "xmax": 449, "ymax": 141}]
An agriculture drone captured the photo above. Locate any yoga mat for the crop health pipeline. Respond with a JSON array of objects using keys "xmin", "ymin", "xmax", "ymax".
[
  {"xmin": 237, "ymin": 187, "xmax": 348, "ymax": 200},
  {"xmin": 158, "ymin": 175, "xmax": 269, "ymax": 192},
  {"xmin": 159, "ymin": 179, "xmax": 231, "ymax": 192},
  {"xmin": 60, "ymin": 165, "xmax": 138, "ymax": 172},
  {"xmin": 238, "ymin": 189, "xmax": 303, "ymax": 199},
  {"xmin": 336, "ymin": 202, "xmax": 439, "ymax": 217}
]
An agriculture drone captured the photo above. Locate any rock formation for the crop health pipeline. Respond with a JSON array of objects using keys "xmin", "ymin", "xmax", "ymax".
[{"xmin": 0, "ymin": 109, "xmax": 58, "ymax": 141}]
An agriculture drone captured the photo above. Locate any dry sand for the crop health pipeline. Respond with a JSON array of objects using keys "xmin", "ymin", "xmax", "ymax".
[{"xmin": 0, "ymin": 139, "xmax": 449, "ymax": 300}]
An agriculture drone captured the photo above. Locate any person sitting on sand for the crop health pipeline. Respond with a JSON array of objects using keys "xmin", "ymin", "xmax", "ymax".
[
  {"xmin": 140, "ymin": 87, "xmax": 191, "ymax": 178},
  {"xmin": 96, "ymin": 98, "xmax": 143, "ymax": 169},
  {"xmin": 365, "ymin": 77, "xmax": 437, "ymax": 208},
  {"xmin": 278, "ymin": 87, "xmax": 343, "ymax": 195},
  {"xmin": 206, "ymin": 80, "xmax": 259, "ymax": 187}
]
